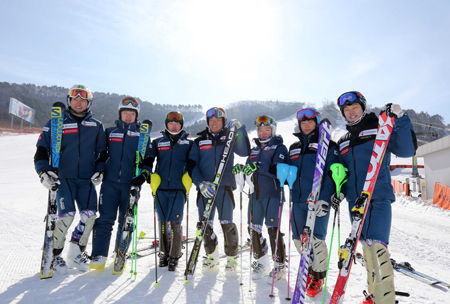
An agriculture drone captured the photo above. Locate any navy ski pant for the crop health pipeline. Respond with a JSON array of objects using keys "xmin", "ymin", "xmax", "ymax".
[
  {"xmin": 247, "ymin": 196, "xmax": 282, "ymax": 227},
  {"xmin": 155, "ymin": 190, "xmax": 186, "ymax": 222},
  {"xmin": 291, "ymin": 201, "xmax": 331, "ymax": 241}
]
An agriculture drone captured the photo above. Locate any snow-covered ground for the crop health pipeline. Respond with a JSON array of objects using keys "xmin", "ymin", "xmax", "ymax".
[{"xmin": 1, "ymin": 118, "xmax": 449, "ymax": 304}]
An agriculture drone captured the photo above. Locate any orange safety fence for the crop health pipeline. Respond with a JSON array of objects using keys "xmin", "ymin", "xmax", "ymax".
[
  {"xmin": 391, "ymin": 179, "xmax": 410, "ymax": 196},
  {"xmin": 433, "ymin": 182, "xmax": 450, "ymax": 210}
]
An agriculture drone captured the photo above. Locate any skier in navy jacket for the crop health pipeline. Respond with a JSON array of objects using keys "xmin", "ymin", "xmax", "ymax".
[
  {"xmin": 287, "ymin": 108, "xmax": 338, "ymax": 298},
  {"xmin": 335, "ymin": 91, "xmax": 417, "ymax": 304},
  {"xmin": 148, "ymin": 111, "xmax": 194, "ymax": 271},
  {"xmin": 233, "ymin": 115, "xmax": 289, "ymax": 282},
  {"xmin": 188, "ymin": 107, "xmax": 250, "ymax": 275},
  {"xmin": 89, "ymin": 97, "xmax": 152, "ymax": 271},
  {"xmin": 34, "ymin": 84, "xmax": 106, "ymax": 273}
]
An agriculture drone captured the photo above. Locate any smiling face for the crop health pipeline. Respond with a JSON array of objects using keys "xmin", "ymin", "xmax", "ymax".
[
  {"xmin": 208, "ymin": 116, "xmax": 223, "ymax": 133},
  {"xmin": 120, "ymin": 110, "xmax": 137, "ymax": 124},
  {"xmin": 300, "ymin": 119, "xmax": 316, "ymax": 135},
  {"xmin": 70, "ymin": 97, "xmax": 88, "ymax": 117},
  {"xmin": 258, "ymin": 126, "xmax": 272, "ymax": 139},
  {"xmin": 343, "ymin": 103, "xmax": 364, "ymax": 123}
]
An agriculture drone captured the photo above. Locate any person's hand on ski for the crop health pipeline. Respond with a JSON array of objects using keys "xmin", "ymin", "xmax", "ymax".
[
  {"xmin": 232, "ymin": 164, "xmax": 244, "ymax": 175},
  {"xmin": 243, "ymin": 162, "xmax": 260, "ymax": 176},
  {"xmin": 39, "ymin": 169, "xmax": 60, "ymax": 190},
  {"xmin": 199, "ymin": 181, "xmax": 216, "ymax": 198},
  {"xmin": 331, "ymin": 193, "xmax": 345, "ymax": 210},
  {"xmin": 381, "ymin": 103, "xmax": 404, "ymax": 118},
  {"xmin": 91, "ymin": 171, "xmax": 104, "ymax": 186},
  {"xmin": 316, "ymin": 200, "xmax": 329, "ymax": 217},
  {"xmin": 226, "ymin": 119, "xmax": 241, "ymax": 130},
  {"xmin": 131, "ymin": 169, "xmax": 150, "ymax": 187}
]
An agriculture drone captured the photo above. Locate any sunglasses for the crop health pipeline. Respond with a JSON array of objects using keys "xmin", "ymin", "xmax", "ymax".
[
  {"xmin": 121, "ymin": 98, "xmax": 139, "ymax": 107},
  {"xmin": 297, "ymin": 108, "xmax": 318, "ymax": 120},
  {"xmin": 255, "ymin": 115, "xmax": 275, "ymax": 127},
  {"xmin": 166, "ymin": 112, "xmax": 183, "ymax": 122},
  {"xmin": 206, "ymin": 107, "xmax": 226, "ymax": 118},
  {"xmin": 337, "ymin": 92, "xmax": 365, "ymax": 106},
  {"xmin": 68, "ymin": 89, "xmax": 91, "ymax": 100}
]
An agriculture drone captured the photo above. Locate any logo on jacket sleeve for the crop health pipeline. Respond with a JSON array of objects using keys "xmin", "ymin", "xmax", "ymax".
[
  {"xmin": 109, "ymin": 132, "xmax": 124, "ymax": 142},
  {"xmin": 62, "ymin": 123, "xmax": 78, "ymax": 135},
  {"xmin": 158, "ymin": 141, "xmax": 171, "ymax": 151},
  {"xmin": 250, "ymin": 150, "xmax": 259, "ymax": 160},
  {"xmin": 199, "ymin": 139, "xmax": 212, "ymax": 151},
  {"xmin": 339, "ymin": 140, "xmax": 350, "ymax": 156},
  {"xmin": 290, "ymin": 148, "xmax": 301, "ymax": 161}
]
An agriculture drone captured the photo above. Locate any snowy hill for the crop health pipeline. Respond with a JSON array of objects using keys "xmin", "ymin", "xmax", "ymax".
[{"xmin": 1, "ymin": 118, "xmax": 449, "ymax": 304}]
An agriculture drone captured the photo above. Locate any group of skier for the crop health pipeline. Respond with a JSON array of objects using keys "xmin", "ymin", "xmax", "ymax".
[{"xmin": 34, "ymin": 84, "xmax": 417, "ymax": 304}]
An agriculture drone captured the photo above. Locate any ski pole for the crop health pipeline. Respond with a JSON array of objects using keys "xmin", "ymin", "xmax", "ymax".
[
  {"xmin": 285, "ymin": 165, "xmax": 298, "ymax": 301},
  {"xmin": 150, "ymin": 173, "xmax": 161, "ymax": 286},
  {"xmin": 182, "ymin": 173, "xmax": 192, "ymax": 283},
  {"xmin": 246, "ymin": 173, "xmax": 255, "ymax": 293},
  {"xmin": 322, "ymin": 163, "xmax": 349, "ymax": 304},
  {"xmin": 270, "ymin": 163, "xmax": 289, "ymax": 298},
  {"xmin": 234, "ymin": 166, "xmax": 245, "ymax": 286}
]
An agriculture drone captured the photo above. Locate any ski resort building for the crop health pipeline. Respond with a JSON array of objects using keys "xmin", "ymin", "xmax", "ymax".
[{"xmin": 416, "ymin": 135, "xmax": 450, "ymax": 202}]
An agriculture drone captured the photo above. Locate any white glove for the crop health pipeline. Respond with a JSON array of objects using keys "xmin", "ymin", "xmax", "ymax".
[
  {"xmin": 199, "ymin": 181, "xmax": 216, "ymax": 199},
  {"xmin": 40, "ymin": 170, "xmax": 60, "ymax": 190},
  {"xmin": 316, "ymin": 200, "xmax": 329, "ymax": 217},
  {"xmin": 91, "ymin": 171, "xmax": 104, "ymax": 186},
  {"xmin": 226, "ymin": 119, "xmax": 241, "ymax": 130},
  {"xmin": 381, "ymin": 103, "xmax": 404, "ymax": 118}
]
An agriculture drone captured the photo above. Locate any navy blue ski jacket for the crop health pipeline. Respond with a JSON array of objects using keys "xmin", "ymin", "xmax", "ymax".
[
  {"xmin": 101, "ymin": 120, "xmax": 152, "ymax": 184},
  {"xmin": 245, "ymin": 135, "xmax": 288, "ymax": 198},
  {"xmin": 35, "ymin": 111, "xmax": 106, "ymax": 179},
  {"xmin": 337, "ymin": 112, "xmax": 417, "ymax": 203},
  {"xmin": 148, "ymin": 130, "xmax": 194, "ymax": 190},
  {"xmin": 287, "ymin": 127, "xmax": 338, "ymax": 204},
  {"xmin": 189, "ymin": 125, "xmax": 251, "ymax": 189}
]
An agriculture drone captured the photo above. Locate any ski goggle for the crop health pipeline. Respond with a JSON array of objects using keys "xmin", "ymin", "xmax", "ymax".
[
  {"xmin": 121, "ymin": 97, "xmax": 139, "ymax": 108},
  {"xmin": 255, "ymin": 115, "xmax": 275, "ymax": 127},
  {"xmin": 68, "ymin": 89, "xmax": 92, "ymax": 100},
  {"xmin": 337, "ymin": 92, "xmax": 365, "ymax": 107},
  {"xmin": 206, "ymin": 107, "xmax": 226, "ymax": 119},
  {"xmin": 166, "ymin": 111, "xmax": 183, "ymax": 122},
  {"xmin": 297, "ymin": 108, "xmax": 318, "ymax": 120}
]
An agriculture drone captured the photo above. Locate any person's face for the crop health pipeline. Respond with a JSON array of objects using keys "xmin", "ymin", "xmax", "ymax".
[
  {"xmin": 343, "ymin": 103, "xmax": 364, "ymax": 122},
  {"xmin": 209, "ymin": 116, "xmax": 223, "ymax": 133},
  {"xmin": 300, "ymin": 119, "xmax": 316, "ymax": 135},
  {"xmin": 120, "ymin": 110, "xmax": 137, "ymax": 124},
  {"xmin": 70, "ymin": 97, "xmax": 88, "ymax": 117},
  {"xmin": 167, "ymin": 121, "xmax": 181, "ymax": 133},
  {"xmin": 258, "ymin": 126, "xmax": 272, "ymax": 139}
]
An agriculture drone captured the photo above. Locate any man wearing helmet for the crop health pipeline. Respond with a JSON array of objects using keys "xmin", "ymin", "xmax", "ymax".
[
  {"xmin": 232, "ymin": 115, "xmax": 289, "ymax": 283},
  {"xmin": 34, "ymin": 85, "xmax": 106, "ymax": 273},
  {"xmin": 286, "ymin": 108, "xmax": 338, "ymax": 298},
  {"xmin": 188, "ymin": 107, "xmax": 250, "ymax": 275},
  {"xmin": 89, "ymin": 97, "xmax": 152, "ymax": 271},
  {"xmin": 335, "ymin": 91, "xmax": 417, "ymax": 304},
  {"xmin": 147, "ymin": 111, "xmax": 194, "ymax": 271}
]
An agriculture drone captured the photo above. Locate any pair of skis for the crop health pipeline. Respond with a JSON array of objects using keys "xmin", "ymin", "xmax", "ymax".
[
  {"xmin": 184, "ymin": 126, "xmax": 238, "ymax": 277},
  {"xmin": 391, "ymin": 259, "xmax": 450, "ymax": 288}
]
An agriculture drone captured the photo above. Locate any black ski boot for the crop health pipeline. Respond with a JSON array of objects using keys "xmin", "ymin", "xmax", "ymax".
[
  {"xmin": 168, "ymin": 256, "xmax": 180, "ymax": 271},
  {"xmin": 159, "ymin": 252, "xmax": 169, "ymax": 267}
]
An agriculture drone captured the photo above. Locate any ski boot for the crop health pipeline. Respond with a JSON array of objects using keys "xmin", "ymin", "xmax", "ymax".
[
  {"xmin": 306, "ymin": 276, "xmax": 324, "ymax": 298},
  {"xmin": 251, "ymin": 251, "xmax": 271, "ymax": 280},
  {"xmin": 66, "ymin": 241, "xmax": 90, "ymax": 271},
  {"xmin": 224, "ymin": 255, "xmax": 238, "ymax": 276},
  {"xmin": 90, "ymin": 255, "xmax": 107, "ymax": 270},
  {"xmin": 168, "ymin": 256, "xmax": 180, "ymax": 271},
  {"xmin": 53, "ymin": 254, "xmax": 68, "ymax": 275},
  {"xmin": 159, "ymin": 252, "xmax": 170, "ymax": 267},
  {"xmin": 361, "ymin": 290, "xmax": 375, "ymax": 304},
  {"xmin": 267, "ymin": 262, "xmax": 286, "ymax": 284},
  {"xmin": 202, "ymin": 245, "xmax": 219, "ymax": 272}
]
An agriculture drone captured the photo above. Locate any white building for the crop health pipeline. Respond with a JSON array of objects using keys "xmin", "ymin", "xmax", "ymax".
[{"xmin": 415, "ymin": 135, "xmax": 450, "ymax": 200}]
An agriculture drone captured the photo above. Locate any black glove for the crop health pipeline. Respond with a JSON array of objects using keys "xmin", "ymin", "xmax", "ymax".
[
  {"xmin": 131, "ymin": 169, "xmax": 150, "ymax": 187},
  {"xmin": 331, "ymin": 193, "xmax": 345, "ymax": 210},
  {"xmin": 232, "ymin": 164, "xmax": 244, "ymax": 175}
]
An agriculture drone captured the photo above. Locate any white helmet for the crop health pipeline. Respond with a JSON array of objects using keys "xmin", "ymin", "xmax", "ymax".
[
  {"xmin": 67, "ymin": 84, "xmax": 93, "ymax": 113},
  {"xmin": 118, "ymin": 97, "xmax": 140, "ymax": 119}
]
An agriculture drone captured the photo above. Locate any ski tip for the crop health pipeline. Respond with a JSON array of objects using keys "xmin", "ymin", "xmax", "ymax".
[
  {"xmin": 52, "ymin": 102, "xmax": 66, "ymax": 109},
  {"xmin": 142, "ymin": 119, "xmax": 153, "ymax": 127}
]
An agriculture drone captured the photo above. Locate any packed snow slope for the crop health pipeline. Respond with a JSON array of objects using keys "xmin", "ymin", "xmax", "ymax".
[{"xmin": 1, "ymin": 117, "xmax": 449, "ymax": 304}]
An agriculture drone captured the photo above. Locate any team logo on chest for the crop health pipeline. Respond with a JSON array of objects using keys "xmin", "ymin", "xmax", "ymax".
[
  {"xmin": 199, "ymin": 139, "xmax": 212, "ymax": 151},
  {"xmin": 63, "ymin": 123, "xmax": 78, "ymax": 135},
  {"xmin": 339, "ymin": 140, "xmax": 350, "ymax": 156},
  {"xmin": 158, "ymin": 141, "xmax": 171, "ymax": 152},
  {"xmin": 127, "ymin": 130, "xmax": 140, "ymax": 137},
  {"xmin": 109, "ymin": 132, "xmax": 124, "ymax": 142},
  {"xmin": 81, "ymin": 121, "xmax": 97, "ymax": 127},
  {"xmin": 250, "ymin": 150, "xmax": 259, "ymax": 160}
]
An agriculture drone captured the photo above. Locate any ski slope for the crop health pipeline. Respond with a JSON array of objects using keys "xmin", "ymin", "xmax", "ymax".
[{"xmin": 1, "ymin": 117, "xmax": 449, "ymax": 304}]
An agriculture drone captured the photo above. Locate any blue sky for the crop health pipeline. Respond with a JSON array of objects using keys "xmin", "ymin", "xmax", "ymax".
[{"xmin": 1, "ymin": 0, "xmax": 450, "ymax": 124}]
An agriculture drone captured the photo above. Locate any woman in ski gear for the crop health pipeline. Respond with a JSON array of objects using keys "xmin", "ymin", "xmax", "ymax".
[
  {"xmin": 235, "ymin": 115, "xmax": 289, "ymax": 282},
  {"xmin": 35, "ymin": 85, "xmax": 106, "ymax": 272},
  {"xmin": 335, "ymin": 91, "xmax": 417, "ymax": 304},
  {"xmin": 188, "ymin": 107, "xmax": 250, "ymax": 275},
  {"xmin": 90, "ymin": 97, "xmax": 152, "ymax": 270},
  {"xmin": 287, "ymin": 107, "xmax": 338, "ymax": 298},
  {"xmin": 147, "ymin": 111, "xmax": 194, "ymax": 271}
]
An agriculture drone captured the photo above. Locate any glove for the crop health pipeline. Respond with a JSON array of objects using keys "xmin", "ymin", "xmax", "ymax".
[
  {"xmin": 331, "ymin": 193, "xmax": 345, "ymax": 210},
  {"xmin": 91, "ymin": 171, "xmax": 104, "ymax": 186},
  {"xmin": 131, "ymin": 169, "xmax": 150, "ymax": 187},
  {"xmin": 316, "ymin": 200, "xmax": 329, "ymax": 217},
  {"xmin": 243, "ymin": 162, "xmax": 260, "ymax": 176},
  {"xmin": 232, "ymin": 164, "xmax": 244, "ymax": 175},
  {"xmin": 39, "ymin": 169, "xmax": 60, "ymax": 191},
  {"xmin": 380, "ymin": 103, "xmax": 404, "ymax": 118},
  {"xmin": 199, "ymin": 181, "xmax": 216, "ymax": 199},
  {"xmin": 226, "ymin": 119, "xmax": 242, "ymax": 130}
]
